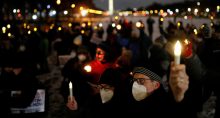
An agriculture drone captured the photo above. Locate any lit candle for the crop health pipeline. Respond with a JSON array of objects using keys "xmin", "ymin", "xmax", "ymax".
[
  {"xmin": 69, "ymin": 82, "xmax": 73, "ymax": 101},
  {"xmin": 84, "ymin": 65, "xmax": 92, "ymax": 72},
  {"xmin": 174, "ymin": 40, "xmax": 182, "ymax": 65}
]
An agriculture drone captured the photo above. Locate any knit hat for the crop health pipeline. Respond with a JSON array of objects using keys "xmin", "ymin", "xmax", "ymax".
[
  {"xmin": 132, "ymin": 67, "xmax": 162, "ymax": 83},
  {"xmin": 99, "ymin": 68, "xmax": 120, "ymax": 87},
  {"xmin": 1, "ymin": 51, "xmax": 27, "ymax": 68}
]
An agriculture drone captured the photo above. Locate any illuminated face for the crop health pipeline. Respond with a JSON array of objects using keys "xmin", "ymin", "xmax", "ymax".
[
  {"xmin": 96, "ymin": 48, "xmax": 106, "ymax": 62},
  {"xmin": 133, "ymin": 73, "xmax": 159, "ymax": 93}
]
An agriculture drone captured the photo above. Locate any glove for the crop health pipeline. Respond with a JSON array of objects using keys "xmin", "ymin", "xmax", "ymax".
[{"xmin": 182, "ymin": 40, "xmax": 193, "ymax": 58}]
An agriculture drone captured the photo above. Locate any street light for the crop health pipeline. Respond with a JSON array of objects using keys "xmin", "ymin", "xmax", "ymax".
[
  {"xmin": 188, "ymin": 8, "xmax": 191, "ymax": 12},
  {"xmin": 81, "ymin": 9, "xmax": 88, "ymax": 17},
  {"xmin": 206, "ymin": 8, "xmax": 210, "ymax": 13},
  {"xmin": 194, "ymin": 8, "xmax": 198, "ymax": 16},
  {"xmin": 71, "ymin": 4, "xmax": 75, "ymax": 9},
  {"xmin": 63, "ymin": 10, "xmax": 68, "ymax": 15},
  {"xmin": 56, "ymin": 0, "xmax": 61, "ymax": 5},
  {"xmin": 217, "ymin": 6, "xmax": 220, "ymax": 12}
]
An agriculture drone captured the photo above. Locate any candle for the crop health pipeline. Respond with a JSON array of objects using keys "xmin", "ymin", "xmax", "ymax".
[
  {"xmin": 174, "ymin": 40, "xmax": 182, "ymax": 65},
  {"xmin": 84, "ymin": 65, "xmax": 92, "ymax": 72},
  {"xmin": 69, "ymin": 82, "xmax": 73, "ymax": 101}
]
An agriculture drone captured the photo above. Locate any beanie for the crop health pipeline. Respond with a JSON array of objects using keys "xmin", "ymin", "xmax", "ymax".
[
  {"xmin": 132, "ymin": 67, "xmax": 162, "ymax": 83},
  {"xmin": 99, "ymin": 68, "xmax": 120, "ymax": 87}
]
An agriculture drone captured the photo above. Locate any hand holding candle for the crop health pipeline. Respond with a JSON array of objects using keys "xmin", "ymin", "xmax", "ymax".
[
  {"xmin": 169, "ymin": 62, "xmax": 189, "ymax": 102},
  {"xmin": 174, "ymin": 40, "xmax": 182, "ymax": 65},
  {"xmin": 69, "ymin": 82, "xmax": 73, "ymax": 101},
  {"xmin": 66, "ymin": 84, "xmax": 78, "ymax": 111}
]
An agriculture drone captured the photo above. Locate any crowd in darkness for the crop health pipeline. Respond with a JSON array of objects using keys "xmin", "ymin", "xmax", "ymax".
[{"xmin": 0, "ymin": 15, "xmax": 220, "ymax": 118}]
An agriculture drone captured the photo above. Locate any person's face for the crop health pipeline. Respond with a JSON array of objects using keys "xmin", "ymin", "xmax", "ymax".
[
  {"xmin": 12, "ymin": 68, "xmax": 22, "ymax": 75},
  {"xmin": 99, "ymin": 83, "xmax": 114, "ymax": 103},
  {"xmin": 3, "ymin": 67, "xmax": 13, "ymax": 73},
  {"xmin": 96, "ymin": 48, "xmax": 106, "ymax": 62},
  {"xmin": 133, "ymin": 73, "xmax": 159, "ymax": 93},
  {"xmin": 99, "ymin": 84, "xmax": 114, "ymax": 91},
  {"xmin": 3, "ymin": 67, "xmax": 22, "ymax": 76}
]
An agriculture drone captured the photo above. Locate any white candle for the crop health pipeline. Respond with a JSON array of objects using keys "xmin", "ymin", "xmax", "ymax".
[
  {"xmin": 69, "ymin": 82, "xmax": 73, "ymax": 101},
  {"xmin": 174, "ymin": 40, "xmax": 182, "ymax": 65}
]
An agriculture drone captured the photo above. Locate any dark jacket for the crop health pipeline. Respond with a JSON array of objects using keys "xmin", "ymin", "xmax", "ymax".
[
  {"xmin": 126, "ymin": 86, "xmax": 170, "ymax": 118},
  {"xmin": 126, "ymin": 83, "xmax": 199, "ymax": 118},
  {"xmin": 197, "ymin": 37, "xmax": 220, "ymax": 118},
  {"xmin": 0, "ymin": 68, "xmax": 40, "ymax": 118},
  {"xmin": 78, "ymin": 67, "xmax": 130, "ymax": 118}
]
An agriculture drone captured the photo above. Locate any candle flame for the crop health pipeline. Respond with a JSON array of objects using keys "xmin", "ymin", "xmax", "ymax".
[
  {"xmin": 174, "ymin": 40, "xmax": 182, "ymax": 56},
  {"xmin": 184, "ymin": 39, "xmax": 189, "ymax": 45},
  {"xmin": 84, "ymin": 65, "xmax": 92, "ymax": 72},
  {"xmin": 69, "ymin": 82, "xmax": 72, "ymax": 88},
  {"xmin": 136, "ymin": 22, "xmax": 141, "ymax": 28}
]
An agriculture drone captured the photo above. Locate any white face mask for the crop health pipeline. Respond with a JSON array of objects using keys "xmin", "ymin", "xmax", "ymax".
[
  {"xmin": 78, "ymin": 54, "xmax": 87, "ymax": 62},
  {"xmin": 19, "ymin": 45, "xmax": 26, "ymax": 52},
  {"xmin": 100, "ymin": 88, "xmax": 114, "ymax": 104},
  {"xmin": 132, "ymin": 81, "xmax": 148, "ymax": 101}
]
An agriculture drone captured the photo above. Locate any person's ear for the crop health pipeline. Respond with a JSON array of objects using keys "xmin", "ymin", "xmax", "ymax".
[{"xmin": 153, "ymin": 81, "xmax": 160, "ymax": 89}]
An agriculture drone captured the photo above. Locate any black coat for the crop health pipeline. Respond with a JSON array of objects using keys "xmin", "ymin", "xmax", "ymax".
[
  {"xmin": 125, "ymin": 80, "xmax": 199, "ymax": 118},
  {"xmin": 0, "ymin": 68, "xmax": 39, "ymax": 117},
  {"xmin": 125, "ymin": 86, "xmax": 171, "ymax": 118}
]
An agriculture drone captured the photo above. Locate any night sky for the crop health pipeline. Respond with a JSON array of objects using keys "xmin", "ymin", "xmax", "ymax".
[{"xmin": 93, "ymin": 0, "xmax": 188, "ymax": 10}]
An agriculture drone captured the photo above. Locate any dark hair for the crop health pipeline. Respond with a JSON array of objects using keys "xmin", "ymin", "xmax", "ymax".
[{"xmin": 97, "ymin": 42, "xmax": 113, "ymax": 62}]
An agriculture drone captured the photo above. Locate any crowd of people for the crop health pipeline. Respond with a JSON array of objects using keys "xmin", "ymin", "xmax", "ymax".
[{"xmin": 0, "ymin": 15, "xmax": 220, "ymax": 118}]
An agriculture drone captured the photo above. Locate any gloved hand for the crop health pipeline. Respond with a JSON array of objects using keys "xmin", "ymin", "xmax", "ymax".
[{"xmin": 182, "ymin": 39, "xmax": 193, "ymax": 58}]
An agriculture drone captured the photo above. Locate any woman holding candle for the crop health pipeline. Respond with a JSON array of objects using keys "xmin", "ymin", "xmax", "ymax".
[
  {"xmin": 81, "ymin": 43, "xmax": 115, "ymax": 97},
  {"xmin": 60, "ymin": 56, "xmax": 91, "ymax": 117}
]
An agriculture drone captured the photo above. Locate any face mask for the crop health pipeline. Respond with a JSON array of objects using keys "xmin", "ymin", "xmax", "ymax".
[
  {"xmin": 73, "ymin": 35, "xmax": 82, "ymax": 46},
  {"xmin": 78, "ymin": 54, "xmax": 87, "ymax": 62},
  {"xmin": 132, "ymin": 81, "xmax": 148, "ymax": 101},
  {"xmin": 100, "ymin": 88, "xmax": 114, "ymax": 103},
  {"xmin": 19, "ymin": 45, "xmax": 26, "ymax": 52},
  {"xmin": 70, "ymin": 51, "xmax": 76, "ymax": 58}
]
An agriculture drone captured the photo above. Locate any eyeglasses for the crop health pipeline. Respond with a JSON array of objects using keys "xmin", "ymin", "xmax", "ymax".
[
  {"xmin": 132, "ymin": 78, "xmax": 151, "ymax": 85},
  {"xmin": 87, "ymin": 82, "xmax": 112, "ymax": 89},
  {"xmin": 96, "ymin": 51, "xmax": 104, "ymax": 55},
  {"xmin": 98, "ymin": 84, "xmax": 113, "ymax": 90}
]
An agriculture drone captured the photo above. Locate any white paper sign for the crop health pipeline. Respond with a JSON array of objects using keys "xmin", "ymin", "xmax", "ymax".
[{"xmin": 11, "ymin": 89, "xmax": 45, "ymax": 114}]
